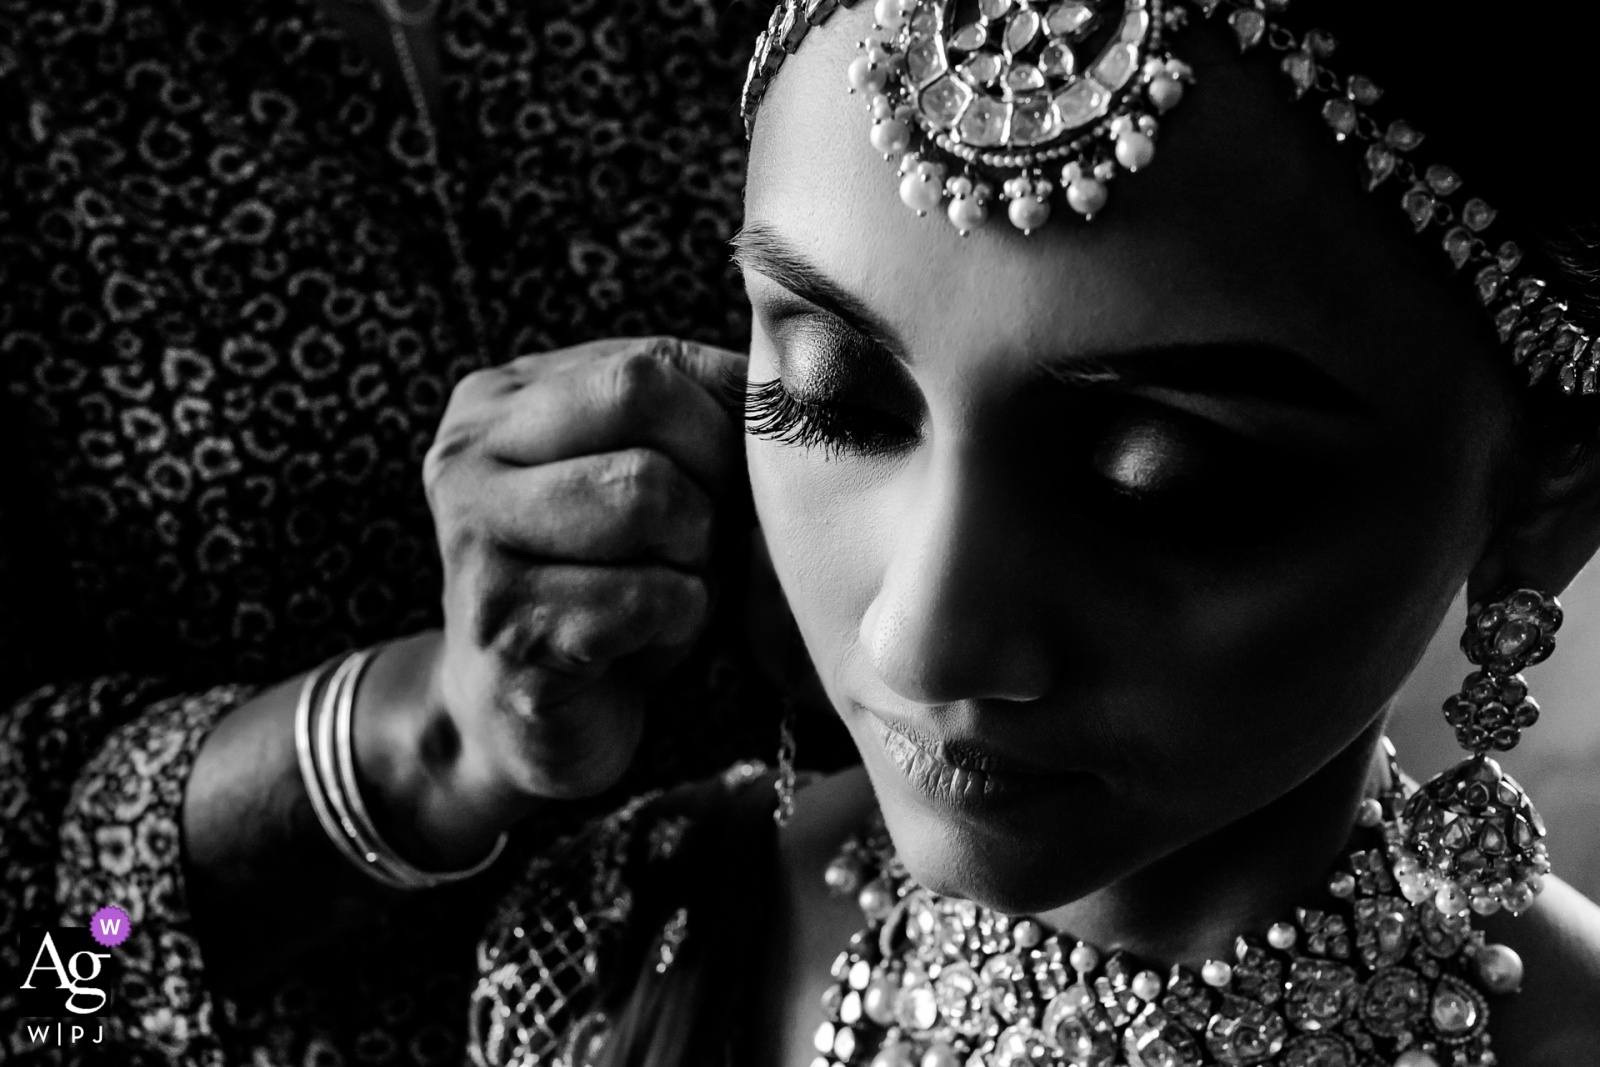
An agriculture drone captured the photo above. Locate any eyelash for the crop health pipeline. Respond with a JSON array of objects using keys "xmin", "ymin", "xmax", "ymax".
[
  {"xmin": 744, "ymin": 377, "xmax": 1320, "ymax": 555},
  {"xmin": 744, "ymin": 378, "xmax": 913, "ymax": 458}
]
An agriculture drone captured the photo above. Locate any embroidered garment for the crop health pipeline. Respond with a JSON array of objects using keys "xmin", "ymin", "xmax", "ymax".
[
  {"xmin": 0, "ymin": 0, "xmax": 766, "ymax": 1060},
  {"xmin": 472, "ymin": 763, "xmax": 782, "ymax": 1067}
]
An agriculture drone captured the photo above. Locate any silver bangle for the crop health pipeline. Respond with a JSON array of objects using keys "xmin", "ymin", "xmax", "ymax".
[
  {"xmin": 294, "ymin": 657, "xmax": 391, "ymax": 882},
  {"xmin": 330, "ymin": 648, "xmax": 509, "ymax": 888},
  {"xmin": 314, "ymin": 649, "xmax": 414, "ymax": 888},
  {"xmin": 294, "ymin": 647, "xmax": 509, "ymax": 891},
  {"xmin": 329, "ymin": 647, "xmax": 419, "ymax": 887}
]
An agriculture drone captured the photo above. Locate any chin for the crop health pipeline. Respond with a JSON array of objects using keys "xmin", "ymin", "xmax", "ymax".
[{"xmin": 874, "ymin": 785, "xmax": 1122, "ymax": 917}]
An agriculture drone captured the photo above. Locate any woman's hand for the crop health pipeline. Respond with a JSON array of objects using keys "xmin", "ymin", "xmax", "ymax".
[{"xmin": 422, "ymin": 336, "xmax": 747, "ymax": 808}]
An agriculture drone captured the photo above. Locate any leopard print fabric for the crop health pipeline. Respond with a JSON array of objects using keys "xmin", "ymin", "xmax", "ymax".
[
  {"xmin": 0, "ymin": 0, "xmax": 755, "ymax": 694},
  {"xmin": 0, "ymin": 0, "xmax": 766, "ymax": 1060}
]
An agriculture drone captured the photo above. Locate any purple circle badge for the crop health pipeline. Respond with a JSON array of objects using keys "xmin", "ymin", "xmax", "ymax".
[{"xmin": 90, "ymin": 905, "xmax": 132, "ymax": 948}]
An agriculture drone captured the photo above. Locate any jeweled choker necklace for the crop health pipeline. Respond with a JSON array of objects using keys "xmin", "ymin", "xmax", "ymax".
[{"xmin": 810, "ymin": 747, "xmax": 1522, "ymax": 1067}]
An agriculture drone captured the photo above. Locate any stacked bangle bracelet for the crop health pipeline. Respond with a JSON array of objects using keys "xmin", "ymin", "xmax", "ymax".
[{"xmin": 293, "ymin": 648, "xmax": 509, "ymax": 890}]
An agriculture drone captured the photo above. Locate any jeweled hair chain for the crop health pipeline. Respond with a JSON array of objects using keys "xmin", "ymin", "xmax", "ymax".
[{"xmin": 740, "ymin": 0, "xmax": 1599, "ymax": 396}]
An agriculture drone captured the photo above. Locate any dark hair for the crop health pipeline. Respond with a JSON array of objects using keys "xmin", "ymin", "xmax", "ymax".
[{"xmin": 1297, "ymin": 0, "xmax": 1600, "ymax": 511}]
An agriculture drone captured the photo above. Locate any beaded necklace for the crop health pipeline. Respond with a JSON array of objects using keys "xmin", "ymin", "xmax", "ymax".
[{"xmin": 812, "ymin": 752, "xmax": 1522, "ymax": 1067}]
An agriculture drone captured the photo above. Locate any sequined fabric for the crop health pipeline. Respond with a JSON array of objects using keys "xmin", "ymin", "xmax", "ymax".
[
  {"xmin": 471, "ymin": 763, "xmax": 778, "ymax": 1067},
  {"xmin": 0, "ymin": 0, "xmax": 765, "ymax": 1060},
  {"xmin": 471, "ymin": 791, "xmax": 665, "ymax": 1067}
]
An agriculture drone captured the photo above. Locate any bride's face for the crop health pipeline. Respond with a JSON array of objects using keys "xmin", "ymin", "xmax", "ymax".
[{"xmin": 740, "ymin": 12, "xmax": 1514, "ymax": 912}]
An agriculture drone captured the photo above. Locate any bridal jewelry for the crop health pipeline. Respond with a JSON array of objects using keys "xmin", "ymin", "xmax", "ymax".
[
  {"xmin": 776, "ymin": 706, "xmax": 801, "ymax": 826},
  {"xmin": 740, "ymin": 0, "xmax": 1597, "ymax": 395},
  {"xmin": 775, "ymin": 625, "xmax": 810, "ymax": 826},
  {"xmin": 1395, "ymin": 589, "xmax": 1558, "ymax": 923},
  {"xmin": 295, "ymin": 648, "xmax": 508, "ymax": 890},
  {"xmin": 813, "ymin": 743, "xmax": 1522, "ymax": 1067}
]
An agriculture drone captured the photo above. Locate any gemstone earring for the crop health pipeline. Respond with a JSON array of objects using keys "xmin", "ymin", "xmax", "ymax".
[
  {"xmin": 774, "ymin": 706, "xmax": 798, "ymax": 826},
  {"xmin": 1395, "ymin": 588, "xmax": 1559, "ymax": 918},
  {"xmin": 773, "ymin": 626, "xmax": 806, "ymax": 826}
]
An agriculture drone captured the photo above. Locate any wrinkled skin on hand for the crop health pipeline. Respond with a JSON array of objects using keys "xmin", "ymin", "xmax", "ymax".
[{"xmin": 424, "ymin": 336, "xmax": 747, "ymax": 801}]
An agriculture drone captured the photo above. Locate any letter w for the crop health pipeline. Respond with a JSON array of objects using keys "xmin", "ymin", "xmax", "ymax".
[{"xmin": 96, "ymin": 917, "xmax": 121, "ymax": 937}]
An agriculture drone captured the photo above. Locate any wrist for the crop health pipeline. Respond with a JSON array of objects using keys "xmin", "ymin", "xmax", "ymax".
[{"xmin": 354, "ymin": 631, "xmax": 542, "ymax": 870}]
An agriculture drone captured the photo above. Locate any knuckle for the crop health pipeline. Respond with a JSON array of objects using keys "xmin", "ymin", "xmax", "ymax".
[
  {"xmin": 593, "ymin": 450, "xmax": 709, "ymax": 562},
  {"xmin": 422, "ymin": 434, "xmax": 475, "ymax": 511},
  {"xmin": 552, "ymin": 629, "xmax": 605, "ymax": 670},
  {"xmin": 507, "ymin": 352, "xmax": 545, "ymax": 377},
  {"xmin": 548, "ymin": 610, "xmax": 623, "ymax": 670},
  {"xmin": 605, "ymin": 349, "xmax": 669, "ymax": 413},
  {"xmin": 455, "ymin": 365, "xmax": 495, "ymax": 396},
  {"xmin": 643, "ymin": 335, "xmax": 681, "ymax": 360},
  {"xmin": 448, "ymin": 366, "xmax": 505, "ymax": 411},
  {"xmin": 605, "ymin": 448, "xmax": 676, "ymax": 516},
  {"xmin": 424, "ymin": 411, "xmax": 491, "ymax": 494},
  {"xmin": 517, "ymin": 604, "xmax": 562, "ymax": 660},
  {"xmin": 421, "ymin": 446, "xmax": 446, "ymax": 499},
  {"xmin": 420, "ymin": 434, "xmax": 458, "ymax": 495},
  {"xmin": 471, "ymin": 565, "xmax": 541, "ymax": 654}
]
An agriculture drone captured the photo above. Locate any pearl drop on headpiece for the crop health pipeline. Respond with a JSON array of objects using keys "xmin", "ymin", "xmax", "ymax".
[
  {"xmin": 900, "ymin": 171, "xmax": 942, "ymax": 215},
  {"xmin": 744, "ymin": 0, "xmax": 1598, "ymax": 396},
  {"xmin": 1114, "ymin": 130, "xmax": 1155, "ymax": 171},
  {"xmin": 870, "ymin": 118, "xmax": 912, "ymax": 156},
  {"xmin": 1008, "ymin": 195, "xmax": 1050, "ymax": 233},
  {"xmin": 1149, "ymin": 74, "xmax": 1184, "ymax": 111},
  {"xmin": 946, "ymin": 182, "xmax": 989, "ymax": 234},
  {"xmin": 846, "ymin": 54, "xmax": 887, "ymax": 95},
  {"xmin": 1064, "ymin": 175, "xmax": 1106, "ymax": 217}
]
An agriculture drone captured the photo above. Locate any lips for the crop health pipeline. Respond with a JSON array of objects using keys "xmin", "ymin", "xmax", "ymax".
[{"xmin": 874, "ymin": 715, "xmax": 1039, "ymax": 807}]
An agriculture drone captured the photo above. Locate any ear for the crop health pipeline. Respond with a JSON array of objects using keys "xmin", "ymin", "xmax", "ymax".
[{"xmin": 1468, "ymin": 461, "xmax": 1600, "ymax": 604}]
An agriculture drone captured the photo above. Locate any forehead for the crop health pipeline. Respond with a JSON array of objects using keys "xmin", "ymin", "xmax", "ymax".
[{"xmin": 742, "ymin": 9, "xmax": 1496, "ymax": 416}]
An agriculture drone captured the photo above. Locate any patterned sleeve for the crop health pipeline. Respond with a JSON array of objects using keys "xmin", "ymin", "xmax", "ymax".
[{"xmin": 0, "ymin": 679, "xmax": 254, "ymax": 1065}]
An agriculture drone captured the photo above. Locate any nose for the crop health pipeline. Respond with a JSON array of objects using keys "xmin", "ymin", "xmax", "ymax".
[{"xmin": 859, "ymin": 443, "xmax": 1056, "ymax": 705}]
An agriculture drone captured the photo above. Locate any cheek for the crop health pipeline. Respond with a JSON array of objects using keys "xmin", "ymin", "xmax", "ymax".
[
  {"xmin": 1074, "ymin": 431, "xmax": 1485, "ymax": 819},
  {"xmin": 747, "ymin": 428, "xmax": 884, "ymax": 697}
]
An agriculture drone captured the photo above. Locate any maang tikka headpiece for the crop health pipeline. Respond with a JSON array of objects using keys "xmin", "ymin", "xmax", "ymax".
[{"xmin": 740, "ymin": 0, "xmax": 1600, "ymax": 396}]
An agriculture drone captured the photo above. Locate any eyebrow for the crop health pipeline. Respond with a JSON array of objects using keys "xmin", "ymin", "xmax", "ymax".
[
  {"xmin": 731, "ymin": 223, "xmax": 908, "ymax": 360},
  {"xmin": 731, "ymin": 222, "xmax": 1370, "ymax": 417},
  {"xmin": 1060, "ymin": 344, "xmax": 1370, "ymax": 416}
]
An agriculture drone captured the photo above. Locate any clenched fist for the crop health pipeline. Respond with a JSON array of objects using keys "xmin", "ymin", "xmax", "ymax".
[{"xmin": 423, "ymin": 336, "xmax": 746, "ymax": 802}]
